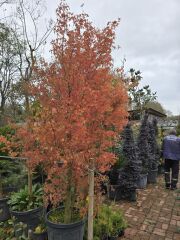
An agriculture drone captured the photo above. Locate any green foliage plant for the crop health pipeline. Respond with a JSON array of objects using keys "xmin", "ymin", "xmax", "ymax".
[
  {"xmin": 8, "ymin": 184, "xmax": 43, "ymax": 212},
  {"xmin": 93, "ymin": 204, "xmax": 127, "ymax": 239},
  {"xmin": 48, "ymin": 207, "xmax": 81, "ymax": 224},
  {"xmin": 34, "ymin": 223, "xmax": 46, "ymax": 234}
]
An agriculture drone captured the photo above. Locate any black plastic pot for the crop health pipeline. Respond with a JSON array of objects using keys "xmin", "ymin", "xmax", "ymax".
[
  {"xmin": 46, "ymin": 207, "xmax": 86, "ymax": 240},
  {"xmin": 10, "ymin": 206, "xmax": 43, "ymax": 234},
  {"xmin": 147, "ymin": 169, "xmax": 158, "ymax": 184},
  {"xmin": 0, "ymin": 197, "xmax": 10, "ymax": 221},
  {"xmin": 136, "ymin": 174, "xmax": 148, "ymax": 189},
  {"xmin": 32, "ymin": 231, "xmax": 48, "ymax": 240}
]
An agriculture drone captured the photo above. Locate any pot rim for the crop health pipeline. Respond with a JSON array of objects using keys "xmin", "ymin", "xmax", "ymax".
[
  {"xmin": 46, "ymin": 207, "xmax": 86, "ymax": 229},
  {"xmin": 10, "ymin": 206, "xmax": 43, "ymax": 215}
]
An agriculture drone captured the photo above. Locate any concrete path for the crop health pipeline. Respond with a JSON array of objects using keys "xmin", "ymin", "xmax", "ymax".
[{"xmin": 117, "ymin": 173, "xmax": 180, "ymax": 240}]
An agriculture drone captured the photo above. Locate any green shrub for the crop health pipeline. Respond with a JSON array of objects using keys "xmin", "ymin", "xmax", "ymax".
[
  {"xmin": 8, "ymin": 184, "xmax": 43, "ymax": 211},
  {"xmin": 84, "ymin": 204, "xmax": 127, "ymax": 239}
]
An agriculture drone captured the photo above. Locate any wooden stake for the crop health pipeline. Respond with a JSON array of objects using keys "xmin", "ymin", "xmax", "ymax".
[{"xmin": 88, "ymin": 166, "xmax": 94, "ymax": 240}]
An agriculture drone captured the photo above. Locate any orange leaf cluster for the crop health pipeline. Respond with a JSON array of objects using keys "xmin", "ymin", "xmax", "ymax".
[{"xmin": 19, "ymin": 1, "xmax": 128, "ymax": 207}]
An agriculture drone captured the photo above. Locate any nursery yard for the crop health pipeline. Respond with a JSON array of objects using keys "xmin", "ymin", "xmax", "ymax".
[{"xmin": 117, "ymin": 173, "xmax": 180, "ymax": 240}]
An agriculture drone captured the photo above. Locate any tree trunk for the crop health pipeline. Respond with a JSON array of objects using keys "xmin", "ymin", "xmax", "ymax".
[
  {"xmin": 88, "ymin": 167, "xmax": 94, "ymax": 240},
  {"xmin": 28, "ymin": 167, "xmax": 32, "ymax": 199},
  {"xmin": 64, "ymin": 164, "xmax": 74, "ymax": 224},
  {"xmin": 0, "ymin": 96, "xmax": 6, "ymax": 126},
  {"xmin": 25, "ymin": 93, "xmax": 30, "ymax": 115},
  {"xmin": 0, "ymin": 95, "xmax": 5, "ymax": 114}
]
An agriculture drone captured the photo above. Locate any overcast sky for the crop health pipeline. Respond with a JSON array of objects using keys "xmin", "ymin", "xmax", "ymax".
[
  {"xmin": 1, "ymin": 0, "xmax": 180, "ymax": 115},
  {"xmin": 45, "ymin": 0, "xmax": 180, "ymax": 115}
]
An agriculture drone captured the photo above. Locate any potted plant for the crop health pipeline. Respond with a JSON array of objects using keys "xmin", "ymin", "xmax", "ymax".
[
  {"xmin": 17, "ymin": 1, "xmax": 128, "ymax": 239},
  {"xmin": 109, "ymin": 124, "xmax": 141, "ymax": 201},
  {"xmin": 8, "ymin": 184, "xmax": 43, "ymax": 235},
  {"xmin": 84, "ymin": 204, "xmax": 127, "ymax": 240}
]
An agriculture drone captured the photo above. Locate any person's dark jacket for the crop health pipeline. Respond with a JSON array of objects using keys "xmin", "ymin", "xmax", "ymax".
[{"xmin": 162, "ymin": 135, "xmax": 180, "ymax": 161}]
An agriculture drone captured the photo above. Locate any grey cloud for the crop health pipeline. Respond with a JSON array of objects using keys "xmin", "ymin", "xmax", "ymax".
[{"xmin": 44, "ymin": 0, "xmax": 180, "ymax": 114}]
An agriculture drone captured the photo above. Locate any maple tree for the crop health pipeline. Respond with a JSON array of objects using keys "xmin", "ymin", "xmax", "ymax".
[{"xmin": 18, "ymin": 0, "xmax": 128, "ymax": 238}]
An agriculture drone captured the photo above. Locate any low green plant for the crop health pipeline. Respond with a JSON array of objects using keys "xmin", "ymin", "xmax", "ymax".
[
  {"xmin": 34, "ymin": 223, "xmax": 46, "ymax": 234},
  {"xmin": 8, "ymin": 184, "xmax": 43, "ymax": 211},
  {"xmin": 0, "ymin": 125, "xmax": 16, "ymax": 139},
  {"xmin": 0, "ymin": 218, "xmax": 28, "ymax": 240},
  {"xmin": 48, "ymin": 207, "xmax": 81, "ymax": 224},
  {"xmin": 0, "ymin": 219, "xmax": 14, "ymax": 240},
  {"xmin": 84, "ymin": 204, "xmax": 127, "ymax": 239}
]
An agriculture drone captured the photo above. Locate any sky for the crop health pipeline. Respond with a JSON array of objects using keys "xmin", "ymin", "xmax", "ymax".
[
  {"xmin": 1, "ymin": 0, "xmax": 180, "ymax": 115},
  {"xmin": 46, "ymin": 0, "xmax": 180, "ymax": 115}
]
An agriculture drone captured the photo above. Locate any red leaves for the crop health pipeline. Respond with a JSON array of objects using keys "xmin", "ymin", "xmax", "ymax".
[{"xmin": 19, "ymin": 0, "xmax": 128, "ymax": 207}]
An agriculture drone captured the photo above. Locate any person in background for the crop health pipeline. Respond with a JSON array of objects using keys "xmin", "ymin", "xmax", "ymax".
[{"xmin": 162, "ymin": 129, "xmax": 180, "ymax": 190}]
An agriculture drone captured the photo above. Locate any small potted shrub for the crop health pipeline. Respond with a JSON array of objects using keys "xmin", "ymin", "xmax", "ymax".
[
  {"xmin": 89, "ymin": 204, "xmax": 127, "ymax": 240},
  {"xmin": 8, "ymin": 184, "xmax": 43, "ymax": 235},
  {"xmin": 109, "ymin": 124, "xmax": 141, "ymax": 201}
]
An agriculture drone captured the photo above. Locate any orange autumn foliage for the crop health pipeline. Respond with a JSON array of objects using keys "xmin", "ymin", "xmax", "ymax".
[{"xmin": 19, "ymin": 1, "xmax": 128, "ymax": 213}]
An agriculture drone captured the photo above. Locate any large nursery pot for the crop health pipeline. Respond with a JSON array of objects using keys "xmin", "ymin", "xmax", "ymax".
[
  {"xmin": 147, "ymin": 169, "xmax": 158, "ymax": 184},
  {"xmin": 10, "ymin": 206, "xmax": 43, "ymax": 232},
  {"xmin": 0, "ymin": 197, "xmax": 10, "ymax": 221},
  {"xmin": 136, "ymin": 173, "xmax": 148, "ymax": 189},
  {"xmin": 46, "ymin": 207, "xmax": 86, "ymax": 240}
]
